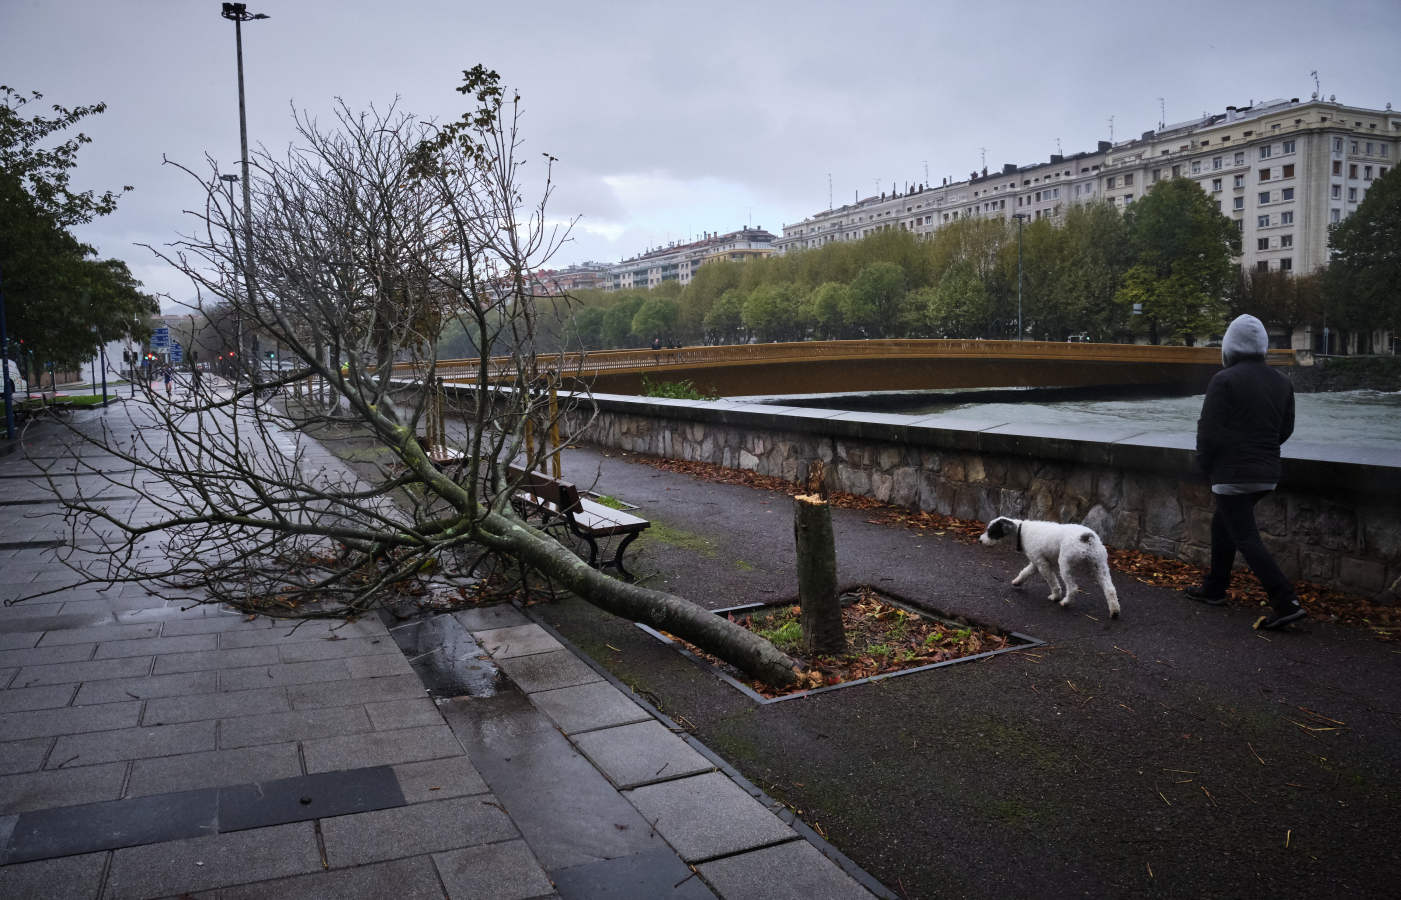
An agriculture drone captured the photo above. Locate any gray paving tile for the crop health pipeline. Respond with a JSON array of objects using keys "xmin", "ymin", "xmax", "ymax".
[
  {"xmin": 160, "ymin": 613, "xmax": 275, "ymax": 636},
  {"xmin": 126, "ymin": 743, "xmax": 303, "ymax": 797},
  {"xmin": 73, "ymin": 670, "xmax": 219, "ymax": 705},
  {"xmin": 495, "ymin": 650, "xmax": 604, "ymax": 694},
  {"xmin": 364, "ymin": 697, "xmax": 443, "ymax": 731},
  {"xmin": 104, "ymin": 821, "xmax": 322, "ymax": 899},
  {"xmin": 0, "ymin": 682, "xmax": 76, "ymax": 713},
  {"xmin": 623, "ymin": 772, "xmax": 796, "ymax": 862},
  {"xmin": 451, "ymin": 605, "xmax": 529, "ymax": 632},
  {"xmin": 529, "ymin": 681, "xmax": 653, "ymax": 735},
  {"xmin": 345, "ymin": 652, "xmax": 415, "ymax": 679},
  {"xmin": 217, "ymin": 617, "xmax": 389, "ymax": 650},
  {"xmin": 49, "ymin": 720, "xmax": 215, "ymax": 767},
  {"xmin": 302, "ymin": 724, "xmax": 464, "ymax": 774},
  {"xmin": 94, "ymin": 633, "xmax": 219, "ymax": 659},
  {"xmin": 434, "ymin": 839, "xmax": 555, "ymax": 900},
  {"xmin": 219, "ymin": 705, "xmax": 373, "ymax": 749},
  {"xmin": 218, "ymin": 659, "xmax": 351, "ymax": 691},
  {"xmin": 473, "ymin": 624, "xmax": 564, "ymax": 659},
  {"xmin": 0, "ymin": 699, "xmax": 141, "ymax": 740},
  {"xmin": 152, "ymin": 644, "xmax": 281, "ymax": 675},
  {"xmin": 697, "ymin": 840, "xmax": 875, "ymax": 899},
  {"xmin": 0, "ymin": 631, "xmax": 41, "ymax": 651},
  {"xmin": 1, "ymin": 642, "xmax": 99, "ymax": 669},
  {"xmin": 36, "ymin": 622, "xmax": 160, "ymax": 646},
  {"xmin": 0, "ymin": 761, "xmax": 128, "ymax": 815},
  {"xmin": 0, "ymin": 850, "xmax": 107, "ymax": 898},
  {"xmin": 0, "ymin": 737, "xmax": 52, "ymax": 775},
  {"xmin": 391, "ymin": 756, "xmax": 489, "ymax": 804},
  {"xmin": 13, "ymin": 655, "xmax": 152, "ymax": 687},
  {"xmin": 573, "ymin": 721, "xmax": 715, "ymax": 790},
  {"xmin": 142, "ymin": 686, "xmax": 288, "ymax": 725},
  {"xmin": 549, "ymin": 846, "xmax": 716, "ymax": 900},
  {"xmin": 218, "ymin": 855, "xmax": 446, "ymax": 899},
  {"xmin": 288, "ymin": 673, "xmax": 425, "ymax": 709},
  {"xmin": 277, "ymin": 635, "xmax": 397, "ymax": 663},
  {"xmin": 0, "ymin": 667, "xmax": 14, "ymax": 689},
  {"xmin": 321, "ymin": 795, "xmax": 517, "ymax": 866}
]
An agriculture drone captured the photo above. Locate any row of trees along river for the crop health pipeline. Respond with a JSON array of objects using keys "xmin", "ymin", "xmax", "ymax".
[{"xmin": 438, "ymin": 167, "xmax": 1398, "ymax": 358}]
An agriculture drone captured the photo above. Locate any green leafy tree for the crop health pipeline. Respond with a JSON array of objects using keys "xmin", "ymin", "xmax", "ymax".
[
  {"xmin": 844, "ymin": 261, "xmax": 907, "ymax": 338},
  {"xmin": 926, "ymin": 261, "xmax": 989, "ymax": 337},
  {"xmin": 1119, "ymin": 178, "xmax": 1240, "ymax": 343},
  {"xmin": 601, "ymin": 293, "xmax": 645, "ymax": 347},
  {"xmin": 571, "ymin": 306, "xmax": 606, "ymax": 350},
  {"xmin": 631, "ymin": 296, "xmax": 680, "ymax": 344},
  {"xmin": 806, "ymin": 281, "xmax": 849, "ymax": 340},
  {"xmin": 1324, "ymin": 164, "xmax": 1401, "ymax": 336},
  {"xmin": 703, "ymin": 288, "xmax": 745, "ymax": 344},
  {"xmin": 742, "ymin": 283, "xmax": 800, "ymax": 342}
]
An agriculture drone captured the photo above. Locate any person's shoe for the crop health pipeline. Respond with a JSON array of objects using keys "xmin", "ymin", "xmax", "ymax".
[
  {"xmin": 1184, "ymin": 586, "xmax": 1228, "ymax": 606},
  {"xmin": 1254, "ymin": 599, "xmax": 1307, "ymax": 631}
]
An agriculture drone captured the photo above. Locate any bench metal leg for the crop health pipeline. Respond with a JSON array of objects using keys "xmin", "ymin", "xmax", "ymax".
[{"xmin": 603, "ymin": 531, "xmax": 642, "ymax": 582}]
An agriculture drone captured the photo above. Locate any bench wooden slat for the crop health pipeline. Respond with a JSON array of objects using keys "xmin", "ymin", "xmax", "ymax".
[{"xmin": 502, "ymin": 464, "xmax": 649, "ymax": 578}]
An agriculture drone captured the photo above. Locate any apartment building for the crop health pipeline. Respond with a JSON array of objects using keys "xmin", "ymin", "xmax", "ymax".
[
  {"xmin": 603, "ymin": 227, "xmax": 777, "ymax": 291},
  {"xmin": 776, "ymin": 97, "xmax": 1400, "ymax": 278}
]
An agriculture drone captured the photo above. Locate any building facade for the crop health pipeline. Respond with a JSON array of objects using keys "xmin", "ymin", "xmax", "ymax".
[
  {"xmin": 603, "ymin": 227, "xmax": 777, "ymax": 291},
  {"xmin": 777, "ymin": 97, "xmax": 1399, "ymax": 279}
]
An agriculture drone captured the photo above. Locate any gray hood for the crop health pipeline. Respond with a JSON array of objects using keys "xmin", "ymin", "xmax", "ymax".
[{"xmin": 1221, "ymin": 314, "xmax": 1269, "ymax": 366}]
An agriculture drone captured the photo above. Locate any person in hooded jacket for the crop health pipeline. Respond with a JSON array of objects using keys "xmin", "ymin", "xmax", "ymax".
[{"xmin": 1188, "ymin": 314, "xmax": 1306, "ymax": 629}]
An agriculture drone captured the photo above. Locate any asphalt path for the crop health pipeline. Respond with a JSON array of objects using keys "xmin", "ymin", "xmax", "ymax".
[{"xmin": 540, "ymin": 443, "xmax": 1401, "ymax": 899}]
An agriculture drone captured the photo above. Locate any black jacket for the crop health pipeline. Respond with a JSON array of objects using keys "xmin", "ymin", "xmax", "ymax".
[{"xmin": 1196, "ymin": 358, "xmax": 1295, "ymax": 486}]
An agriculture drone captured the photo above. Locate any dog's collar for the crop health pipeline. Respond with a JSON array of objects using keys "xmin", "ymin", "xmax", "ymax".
[{"xmin": 1014, "ymin": 522, "xmax": 1022, "ymax": 553}]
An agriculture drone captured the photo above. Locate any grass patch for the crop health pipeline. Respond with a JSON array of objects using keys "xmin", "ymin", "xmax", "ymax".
[
  {"xmin": 639, "ymin": 520, "xmax": 719, "ymax": 558},
  {"xmin": 591, "ymin": 494, "xmax": 627, "ymax": 510},
  {"xmin": 640, "ymin": 377, "xmax": 717, "ymax": 401}
]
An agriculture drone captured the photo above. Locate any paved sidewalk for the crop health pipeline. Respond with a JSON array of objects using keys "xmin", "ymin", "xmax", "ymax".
[{"xmin": 0, "ymin": 399, "xmax": 880, "ymax": 898}]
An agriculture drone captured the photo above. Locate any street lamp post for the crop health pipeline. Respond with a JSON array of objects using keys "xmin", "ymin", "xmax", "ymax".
[
  {"xmin": 220, "ymin": 3, "xmax": 267, "ymax": 382},
  {"xmin": 1012, "ymin": 213, "xmax": 1030, "ymax": 341}
]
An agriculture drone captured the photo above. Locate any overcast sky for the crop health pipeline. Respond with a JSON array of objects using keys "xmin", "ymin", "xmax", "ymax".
[{"xmin": 4, "ymin": 0, "xmax": 1398, "ymax": 306}]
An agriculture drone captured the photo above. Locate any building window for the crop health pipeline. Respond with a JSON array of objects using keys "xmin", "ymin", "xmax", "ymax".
[
  {"xmin": 1152, "ymin": 168, "xmax": 1161, "ymax": 182},
  {"xmin": 1107, "ymin": 176, "xmax": 1116, "ymax": 189},
  {"xmin": 1351, "ymin": 140, "xmax": 1359, "ymax": 153},
  {"xmin": 1283, "ymin": 140, "xmax": 1296, "ymax": 154},
  {"xmin": 1334, "ymin": 137, "xmax": 1344, "ymax": 152},
  {"xmin": 1282, "ymin": 188, "xmax": 1294, "ymax": 201},
  {"xmin": 1234, "ymin": 196, "xmax": 1245, "ymax": 210},
  {"xmin": 1349, "ymin": 164, "xmax": 1358, "ymax": 178},
  {"xmin": 1124, "ymin": 194, "xmax": 1134, "ymax": 204},
  {"xmin": 1258, "ymin": 237, "xmax": 1270, "ymax": 251},
  {"xmin": 1331, "ymin": 208, "xmax": 1341, "ymax": 223},
  {"xmin": 1382, "ymin": 145, "xmax": 1390, "ymax": 158},
  {"xmin": 1333, "ymin": 160, "xmax": 1343, "ymax": 175},
  {"xmin": 1234, "ymin": 151, "xmax": 1246, "ymax": 165},
  {"xmin": 1349, "ymin": 187, "xmax": 1358, "ymax": 202},
  {"xmin": 1124, "ymin": 173, "xmax": 1134, "ymax": 186},
  {"xmin": 1332, "ymin": 184, "xmax": 1342, "ymax": 199},
  {"xmin": 1191, "ymin": 160, "xmax": 1201, "ymax": 174},
  {"xmin": 1364, "ymin": 165, "xmax": 1373, "ymax": 180},
  {"xmin": 1172, "ymin": 164, "xmax": 1181, "ymax": 177},
  {"xmin": 1257, "ymin": 261, "xmax": 1270, "ymax": 273},
  {"xmin": 1282, "ymin": 164, "xmax": 1294, "ymax": 178},
  {"xmin": 1281, "ymin": 211, "xmax": 1294, "ymax": 225},
  {"xmin": 1259, "ymin": 191, "xmax": 1271, "ymax": 204},
  {"xmin": 1212, "ymin": 178, "xmax": 1222, "ymax": 192},
  {"xmin": 1366, "ymin": 142, "xmax": 1374, "ymax": 154},
  {"xmin": 1234, "ymin": 174, "xmax": 1245, "ymax": 188},
  {"xmin": 1281, "ymin": 234, "xmax": 1293, "ymax": 248},
  {"xmin": 1280, "ymin": 257, "xmax": 1292, "ymax": 272},
  {"xmin": 1258, "ymin": 214, "xmax": 1270, "ymax": 227},
  {"xmin": 1259, "ymin": 168, "xmax": 1271, "ymax": 181},
  {"xmin": 1259, "ymin": 145, "xmax": 1272, "ymax": 159},
  {"xmin": 1213, "ymin": 156, "xmax": 1223, "ymax": 169}
]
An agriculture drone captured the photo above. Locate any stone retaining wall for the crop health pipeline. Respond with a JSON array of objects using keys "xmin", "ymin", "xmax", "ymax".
[{"xmin": 553, "ymin": 394, "xmax": 1401, "ymax": 601}]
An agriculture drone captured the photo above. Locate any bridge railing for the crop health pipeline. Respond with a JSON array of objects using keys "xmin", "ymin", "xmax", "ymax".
[{"xmin": 408, "ymin": 340, "xmax": 1285, "ymax": 385}]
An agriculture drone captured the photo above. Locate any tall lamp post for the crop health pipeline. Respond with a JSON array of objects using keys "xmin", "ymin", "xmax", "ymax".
[
  {"xmin": 1012, "ymin": 213, "xmax": 1030, "ymax": 341},
  {"xmin": 220, "ymin": 3, "xmax": 267, "ymax": 380}
]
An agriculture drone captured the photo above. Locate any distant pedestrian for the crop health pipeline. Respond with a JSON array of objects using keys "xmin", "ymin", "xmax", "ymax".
[
  {"xmin": 651, "ymin": 336, "xmax": 662, "ymax": 351},
  {"xmin": 1187, "ymin": 314, "xmax": 1305, "ymax": 630},
  {"xmin": 162, "ymin": 365, "xmax": 174, "ymax": 397}
]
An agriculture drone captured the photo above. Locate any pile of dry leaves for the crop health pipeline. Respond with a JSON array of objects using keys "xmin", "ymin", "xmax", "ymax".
[{"xmin": 631, "ymin": 453, "xmax": 1399, "ymax": 641}]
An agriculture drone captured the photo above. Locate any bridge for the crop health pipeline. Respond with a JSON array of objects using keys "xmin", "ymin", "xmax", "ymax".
[{"xmin": 429, "ymin": 339, "xmax": 1294, "ymax": 398}]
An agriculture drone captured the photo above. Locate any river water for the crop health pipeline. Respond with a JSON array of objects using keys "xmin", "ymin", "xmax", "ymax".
[{"xmin": 820, "ymin": 389, "xmax": 1401, "ymax": 456}]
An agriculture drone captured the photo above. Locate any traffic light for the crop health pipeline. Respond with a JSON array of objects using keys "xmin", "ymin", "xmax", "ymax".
[{"xmin": 267, "ymin": 351, "xmax": 275, "ymax": 359}]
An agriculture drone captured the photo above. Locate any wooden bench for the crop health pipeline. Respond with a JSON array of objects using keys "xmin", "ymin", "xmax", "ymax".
[{"xmin": 504, "ymin": 464, "xmax": 650, "ymax": 580}]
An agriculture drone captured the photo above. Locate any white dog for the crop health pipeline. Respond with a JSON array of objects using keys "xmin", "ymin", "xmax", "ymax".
[{"xmin": 978, "ymin": 516, "xmax": 1121, "ymax": 618}]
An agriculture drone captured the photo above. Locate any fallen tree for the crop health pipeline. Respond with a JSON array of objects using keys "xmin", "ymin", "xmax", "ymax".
[{"xmin": 21, "ymin": 67, "xmax": 800, "ymax": 689}]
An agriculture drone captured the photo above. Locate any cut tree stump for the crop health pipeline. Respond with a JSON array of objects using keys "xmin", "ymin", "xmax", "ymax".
[{"xmin": 794, "ymin": 488, "xmax": 846, "ymax": 656}]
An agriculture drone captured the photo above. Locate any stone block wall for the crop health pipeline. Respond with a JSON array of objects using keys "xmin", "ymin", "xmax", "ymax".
[{"xmin": 554, "ymin": 394, "xmax": 1401, "ymax": 601}]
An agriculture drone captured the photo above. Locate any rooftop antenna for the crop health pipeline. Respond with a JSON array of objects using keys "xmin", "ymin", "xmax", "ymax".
[
  {"xmin": 923, "ymin": 160, "xmax": 929, "ymax": 186},
  {"xmin": 828, "ymin": 173, "xmax": 833, "ymax": 211},
  {"xmin": 1056, "ymin": 137, "xmax": 1063, "ymax": 156},
  {"xmin": 979, "ymin": 147, "xmax": 987, "ymax": 170},
  {"xmin": 1310, "ymin": 70, "xmax": 1320, "ymax": 100},
  {"xmin": 1158, "ymin": 97, "xmax": 1166, "ymax": 130},
  {"xmin": 1108, "ymin": 115, "xmax": 1115, "ymax": 143}
]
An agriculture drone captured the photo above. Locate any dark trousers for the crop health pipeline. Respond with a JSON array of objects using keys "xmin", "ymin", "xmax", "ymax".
[{"xmin": 1204, "ymin": 491, "xmax": 1295, "ymax": 606}]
